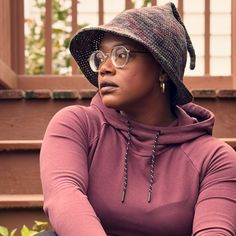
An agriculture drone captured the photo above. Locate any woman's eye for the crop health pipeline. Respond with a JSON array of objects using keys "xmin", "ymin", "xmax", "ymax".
[
  {"xmin": 99, "ymin": 57, "xmax": 104, "ymax": 62},
  {"xmin": 96, "ymin": 54, "xmax": 104, "ymax": 62},
  {"xmin": 117, "ymin": 52, "xmax": 126, "ymax": 58}
]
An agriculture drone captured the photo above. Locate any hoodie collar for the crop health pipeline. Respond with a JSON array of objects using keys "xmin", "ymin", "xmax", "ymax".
[{"xmin": 90, "ymin": 93, "xmax": 215, "ymax": 145}]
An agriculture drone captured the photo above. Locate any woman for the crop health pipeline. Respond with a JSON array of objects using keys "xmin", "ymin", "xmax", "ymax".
[{"xmin": 40, "ymin": 2, "xmax": 236, "ymax": 236}]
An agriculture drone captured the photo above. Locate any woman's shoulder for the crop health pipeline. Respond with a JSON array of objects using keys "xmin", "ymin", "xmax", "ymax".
[
  {"xmin": 45, "ymin": 104, "xmax": 106, "ymax": 142},
  {"xmin": 182, "ymin": 135, "xmax": 236, "ymax": 173},
  {"xmin": 51, "ymin": 103, "xmax": 103, "ymax": 125}
]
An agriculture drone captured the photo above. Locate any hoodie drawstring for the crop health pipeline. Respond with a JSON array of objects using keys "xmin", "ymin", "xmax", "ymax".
[
  {"xmin": 121, "ymin": 120, "xmax": 161, "ymax": 203},
  {"xmin": 121, "ymin": 120, "xmax": 132, "ymax": 203},
  {"xmin": 147, "ymin": 130, "xmax": 161, "ymax": 203}
]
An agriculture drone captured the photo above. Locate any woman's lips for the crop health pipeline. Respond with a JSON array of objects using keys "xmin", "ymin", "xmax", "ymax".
[{"xmin": 99, "ymin": 81, "xmax": 118, "ymax": 94}]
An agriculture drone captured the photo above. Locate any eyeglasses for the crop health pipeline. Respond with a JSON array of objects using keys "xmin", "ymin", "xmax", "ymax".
[{"xmin": 89, "ymin": 45, "xmax": 149, "ymax": 72}]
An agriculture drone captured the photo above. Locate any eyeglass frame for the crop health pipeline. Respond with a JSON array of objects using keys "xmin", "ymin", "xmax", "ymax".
[{"xmin": 88, "ymin": 45, "xmax": 149, "ymax": 72}]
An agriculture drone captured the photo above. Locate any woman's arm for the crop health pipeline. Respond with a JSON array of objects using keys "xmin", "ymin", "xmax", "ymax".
[
  {"xmin": 40, "ymin": 106, "xmax": 107, "ymax": 236},
  {"xmin": 193, "ymin": 144, "xmax": 236, "ymax": 236}
]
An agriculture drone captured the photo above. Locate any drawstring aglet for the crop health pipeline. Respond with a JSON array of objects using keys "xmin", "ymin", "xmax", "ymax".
[
  {"xmin": 147, "ymin": 191, "xmax": 152, "ymax": 203},
  {"xmin": 121, "ymin": 190, "xmax": 126, "ymax": 203}
]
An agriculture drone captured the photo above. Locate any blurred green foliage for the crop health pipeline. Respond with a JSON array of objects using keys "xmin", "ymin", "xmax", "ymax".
[
  {"xmin": 24, "ymin": 0, "xmax": 152, "ymax": 75},
  {"xmin": 25, "ymin": 0, "xmax": 77, "ymax": 75},
  {"xmin": 0, "ymin": 221, "xmax": 48, "ymax": 236}
]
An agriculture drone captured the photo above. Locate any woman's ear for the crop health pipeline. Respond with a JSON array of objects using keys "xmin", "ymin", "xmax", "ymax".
[
  {"xmin": 158, "ymin": 70, "xmax": 169, "ymax": 94},
  {"xmin": 159, "ymin": 70, "xmax": 168, "ymax": 83}
]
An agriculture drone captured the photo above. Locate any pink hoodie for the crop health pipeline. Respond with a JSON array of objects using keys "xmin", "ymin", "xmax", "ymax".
[{"xmin": 40, "ymin": 93, "xmax": 236, "ymax": 236}]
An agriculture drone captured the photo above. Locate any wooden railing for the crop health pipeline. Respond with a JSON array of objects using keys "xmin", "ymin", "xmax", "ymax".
[{"xmin": 0, "ymin": 0, "xmax": 236, "ymax": 91}]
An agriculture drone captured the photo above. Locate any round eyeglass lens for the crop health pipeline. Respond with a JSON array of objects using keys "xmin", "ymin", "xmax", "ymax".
[
  {"xmin": 112, "ymin": 46, "xmax": 129, "ymax": 68},
  {"xmin": 89, "ymin": 50, "xmax": 105, "ymax": 72}
]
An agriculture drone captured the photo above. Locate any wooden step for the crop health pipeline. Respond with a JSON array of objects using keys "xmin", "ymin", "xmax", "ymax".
[
  {"xmin": 0, "ymin": 140, "xmax": 41, "ymax": 151},
  {"xmin": 0, "ymin": 137, "xmax": 235, "ymax": 194},
  {"xmin": 195, "ymin": 97, "xmax": 236, "ymax": 139},
  {"xmin": 0, "ymin": 136, "xmax": 234, "ymax": 230},
  {"xmin": 0, "ymin": 141, "xmax": 42, "ymax": 194},
  {"xmin": 0, "ymin": 194, "xmax": 43, "ymax": 208},
  {"xmin": 220, "ymin": 138, "xmax": 236, "ymax": 150},
  {"xmin": 0, "ymin": 194, "xmax": 50, "ymax": 232},
  {"xmin": 0, "ymin": 89, "xmax": 236, "ymax": 139},
  {"xmin": 0, "ymin": 89, "xmax": 93, "ymax": 141}
]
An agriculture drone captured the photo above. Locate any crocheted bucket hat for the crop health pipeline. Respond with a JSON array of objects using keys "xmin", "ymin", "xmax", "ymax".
[{"xmin": 70, "ymin": 2, "xmax": 196, "ymax": 105}]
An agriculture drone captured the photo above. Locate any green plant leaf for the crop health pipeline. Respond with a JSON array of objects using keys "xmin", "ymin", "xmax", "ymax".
[
  {"xmin": 34, "ymin": 221, "xmax": 48, "ymax": 227},
  {"xmin": 32, "ymin": 221, "xmax": 48, "ymax": 231},
  {"xmin": 20, "ymin": 225, "xmax": 38, "ymax": 236},
  {"xmin": 10, "ymin": 228, "xmax": 17, "ymax": 236},
  {"xmin": 0, "ymin": 226, "xmax": 9, "ymax": 236}
]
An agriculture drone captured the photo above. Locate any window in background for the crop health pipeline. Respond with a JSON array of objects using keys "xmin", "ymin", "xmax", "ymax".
[
  {"xmin": 184, "ymin": 0, "xmax": 205, "ymax": 76},
  {"xmin": 52, "ymin": 0, "xmax": 72, "ymax": 75},
  {"xmin": 77, "ymin": 0, "xmax": 99, "ymax": 25},
  {"xmin": 24, "ymin": 0, "xmax": 46, "ymax": 74},
  {"xmin": 210, "ymin": 0, "xmax": 231, "ymax": 75},
  {"xmin": 24, "ymin": 0, "xmax": 72, "ymax": 75},
  {"xmin": 184, "ymin": 0, "xmax": 231, "ymax": 76},
  {"xmin": 104, "ymin": 0, "xmax": 125, "ymax": 23}
]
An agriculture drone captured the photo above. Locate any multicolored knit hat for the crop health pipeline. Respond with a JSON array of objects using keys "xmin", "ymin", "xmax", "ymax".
[{"xmin": 70, "ymin": 2, "xmax": 196, "ymax": 105}]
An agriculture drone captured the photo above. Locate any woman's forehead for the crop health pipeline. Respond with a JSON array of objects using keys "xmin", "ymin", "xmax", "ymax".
[{"xmin": 100, "ymin": 33, "xmax": 146, "ymax": 50}]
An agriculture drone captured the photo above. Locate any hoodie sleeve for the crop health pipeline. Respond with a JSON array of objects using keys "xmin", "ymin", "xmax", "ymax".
[
  {"xmin": 192, "ymin": 142, "xmax": 236, "ymax": 236},
  {"xmin": 40, "ymin": 106, "xmax": 107, "ymax": 236}
]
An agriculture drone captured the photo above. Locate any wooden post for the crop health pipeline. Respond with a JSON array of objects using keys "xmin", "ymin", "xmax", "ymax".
[
  {"xmin": 0, "ymin": 0, "xmax": 11, "ymax": 66},
  {"xmin": 45, "ymin": 0, "xmax": 52, "ymax": 74},
  {"xmin": 151, "ymin": 0, "xmax": 157, "ymax": 6},
  {"xmin": 178, "ymin": 0, "xmax": 184, "ymax": 18},
  {"xmin": 0, "ymin": 0, "xmax": 17, "ymax": 88},
  {"xmin": 125, "ymin": 0, "xmax": 133, "ymax": 10},
  {"xmin": 71, "ymin": 0, "xmax": 78, "ymax": 74},
  {"xmin": 99, "ymin": 0, "xmax": 104, "ymax": 25},
  {"xmin": 204, "ymin": 0, "xmax": 210, "ymax": 76},
  {"xmin": 232, "ymin": 0, "xmax": 236, "ymax": 88},
  {"xmin": 10, "ymin": 0, "xmax": 25, "ymax": 74}
]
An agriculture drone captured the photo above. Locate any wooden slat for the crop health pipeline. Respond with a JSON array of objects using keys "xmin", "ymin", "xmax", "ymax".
[
  {"xmin": 0, "ymin": 149, "xmax": 42, "ymax": 194},
  {"xmin": 0, "ymin": 1, "xmax": 18, "ymax": 89},
  {"xmin": 0, "ymin": 59, "xmax": 17, "ymax": 89},
  {"xmin": 125, "ymin": 0, "xmax": 132, "ymax": 9},
  {"xmin": 204, "ymin": 0, "xmax": 210, "ymax": 75},
  {"xmin": 0, "ymin": 139, "xmax": 234, "ymax": 150},
  {"xmin": 18, "ymin": 74, "xmax": 95, "ymax": 90},
  {"xmin": 18, "ymin": 75, "xmax": 233, "ymax": 90},
  {"xmin": 71, "ymin": 0, "xmax": 78, "ymax": 74},
  {"xmin": 151, "ymin": 0, "xmax": 157, "ymax": 6},
  {"xmin": 0, "ymin": 0, "xmax": 11, "ymax": 66},
  {"xmin": 0, "ymin": 140, "xmax": 42, "ymax": 151},
  {"xmin": 178, "ymin": 0, "xmax": 184, "ymax": 18},
  {"xmin": 0, "ymin": 194, "xmax": 43, "ymax": 209},
  {"xmin": 184, "ymin": 76, "xmax": 233, "ymax": 90},
  {"xmin": 71, "ymin": 0, "xmax": 78, "ymax": 34},
  {"xmin": 0, "ymin": 98, "xmax": 91, "ymax": 140},
  {"xmin": 45, "ymin": 0, "xmax": 52, "ymax": 74},
  {"xmin": 99, "ymin": 0, "xmax": 104, "ymax": 25},
  {"xmin": 220, "ymin": 138, "xmax": 236, "ymax": 149},
  {"xmin": 232, "ymin": 0, "xmax": 236, "ymax": 88},
  {"xmin": 10, "ymin": 0, "xmax": 25, "ymax": 74}
]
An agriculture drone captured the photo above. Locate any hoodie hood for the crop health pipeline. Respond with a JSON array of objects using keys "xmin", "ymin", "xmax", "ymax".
[{"xmin": 90, "ymin": 93, "xmax": 215, "ymax": 146}]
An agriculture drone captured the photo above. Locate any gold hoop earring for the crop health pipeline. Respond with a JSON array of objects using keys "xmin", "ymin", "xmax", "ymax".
[{"xmin": 160, "ymin": 81, "xmax": 165, "ymax": 93}]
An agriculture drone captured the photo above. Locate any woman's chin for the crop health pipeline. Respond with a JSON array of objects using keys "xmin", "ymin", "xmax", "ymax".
[{"xmin": 101, "ymin": 95, "xmax": 123, "ymax": 109}]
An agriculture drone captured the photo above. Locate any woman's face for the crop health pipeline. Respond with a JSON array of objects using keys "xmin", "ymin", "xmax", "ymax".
[{"xmin": 97, "ymin": 33, "xmax": 162, "ymax": 112}]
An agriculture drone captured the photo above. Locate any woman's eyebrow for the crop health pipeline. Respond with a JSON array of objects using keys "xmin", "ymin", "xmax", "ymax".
[{"xmin": 100, "ymin": 42, "xmax": 145, "ymax": 51}]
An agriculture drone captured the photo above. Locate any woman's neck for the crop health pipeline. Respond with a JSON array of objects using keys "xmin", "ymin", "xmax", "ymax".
[{"xmin": 120, "ymin": 102, "xmax": 176, "ymax": 127}]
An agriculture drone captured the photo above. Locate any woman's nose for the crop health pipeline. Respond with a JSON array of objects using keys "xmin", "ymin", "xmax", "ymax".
[{"xmin": 99, "ymin": 57, "xmax": 116, "ymax": 77}]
